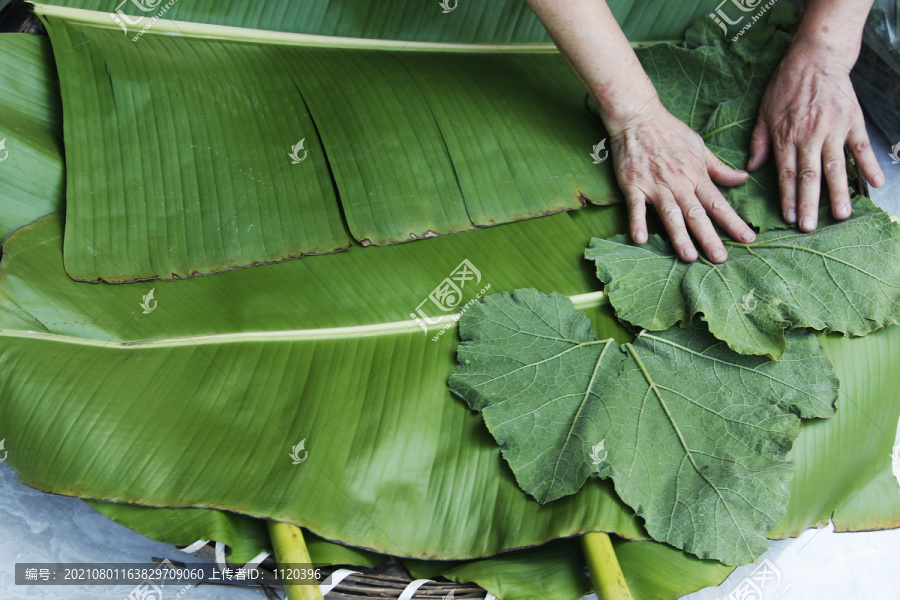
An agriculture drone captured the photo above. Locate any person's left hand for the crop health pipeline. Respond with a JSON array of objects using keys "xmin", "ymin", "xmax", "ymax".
[{"xmin": 747, "ymin": 43, "xmax": 885, "ymax": 232}]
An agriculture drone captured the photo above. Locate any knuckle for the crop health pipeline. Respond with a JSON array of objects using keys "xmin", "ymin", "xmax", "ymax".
[
  {"xmin": 799, "ymin": 168, "xmax": 819, "ymax": 182},
  {"xmin": 823, "ymin": 159, "xmax": 843, "ymax": 176},
  {"xmin": 779, "ymin": 168, "xmax": 797, "ymax": 183},
  {"xmin": 706, "ymin": 194, "xmax": 728, "ymax": 213},
  {"xmin": 660, "ymin": 203, "xmax": 681, "ymax": 219},
  {"xmin": 685, "ymin": 204, "xmax": 707, "ymax": 220},
  {"xmin": 853, "ymin": 140, "xmax": 870, "ymax": 155}
]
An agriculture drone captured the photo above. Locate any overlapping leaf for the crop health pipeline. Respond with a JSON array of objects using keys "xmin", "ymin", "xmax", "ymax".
[
  {"xmin": 0, "ymin": 209, "xmax": 646, "ymax": 561},
  {"xmin": 36, "ymin": 5, "xmax": 799, "ymax": 282},
  {"xmin": 638, "ymin": 14, "xmax": 794, "ymax": 232},
  {"xmin": 0, "ymin": 34, "xmax": 64, "ymax": 241},
  {"xmin": 450, "ymin": 290, "xmax": 838, "ymax": 565},
  {"xmin": 587, "ymin": 200, "xmax": 900, "ymax": 357},
  {"xmin": 33, "ymin": 0, "xmax": 713, "ymax": 44}
]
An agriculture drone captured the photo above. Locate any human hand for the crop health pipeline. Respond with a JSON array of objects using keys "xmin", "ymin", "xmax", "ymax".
[
  {"xmin": 608, "ymin": 99, "xmax": 757, "ymax": 263},
  {"xmin": 747, "ymin": 43, "xmax": 885, "ymax": 232}
]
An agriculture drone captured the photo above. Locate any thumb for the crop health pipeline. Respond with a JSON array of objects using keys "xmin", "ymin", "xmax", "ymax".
[
  {"xmin": 706, "ymin": 149, "xmax": 749, "ymax": 187},
  {"xmin": 746, "ymin": 117, "xmax": 770, "ymax": 172}
]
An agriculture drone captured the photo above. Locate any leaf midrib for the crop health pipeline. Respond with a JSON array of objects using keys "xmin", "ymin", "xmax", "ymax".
[
  {"xmin": 0, "ymin": 291, "xmax": 610, "ymax": 347},
  {"xmin": 624, "ymin": 342, "xmax": 754, "ymax": 556}
]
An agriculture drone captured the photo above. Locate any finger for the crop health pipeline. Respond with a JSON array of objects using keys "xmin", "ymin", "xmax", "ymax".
[
  {"xmin": 747, "ymin": 116, "xmax": 770, "ymax": 172},
  {"xmin": 623, "ymin": 185, "xmax": 649, "ymax": 244},
  {"xmin": 654, "ymin": 187, "xmax": 698, "ymax": 262},
  {"xmin": 822, "ymin": 139, "xmax": 851, "ymax": 220},
  {"xmin": 677, "ymin": 190, "xmax": 728, "ymax": 263},
  {"xmin": 697, "ymin": 182, "xmax": 756, "ymax": 244},
  {"xmin": 847, "ymin": 124, "xmax": 885, "ymax": 188},
  {"xmin": 797, "ymin": 144, "xmax": 823, "ymax": 232},
  {"xmin": 774, "ymin": 140, "xmax": 799, "ymax": 225},
  {"xmin": 706, "ymin": 149, "xmax": 749, "ymax": 187}
]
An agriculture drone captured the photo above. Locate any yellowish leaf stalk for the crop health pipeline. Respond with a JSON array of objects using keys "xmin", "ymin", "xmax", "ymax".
[
  {"xmin": 582, "ymin": 532, "xmax": 634, "ymax": 600},
  {"xmin": 267, "ymin": 521, "xmax": 324, "ymax": 600}
]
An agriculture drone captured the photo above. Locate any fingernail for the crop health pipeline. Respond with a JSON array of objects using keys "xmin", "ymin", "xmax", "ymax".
[
  {"xmin": 836, "ymin": 203, "xmax": 851, "ymax": 218},
  {"xmin": 712, "ymin": 248, "xmax": 727, "ymax": 262},
  {"xmin": 785, "ymin": 208, "xmax": 797, "ymax": 223},
  {"xmin": 742, "ymin": 230, "xmax": 756, "ymax": 243},
  {"xmin": 800, "ymin": 216, "xmax": 816, "ymax": 232},
  {"xmin": 875, "ymin": 172, "xmax": 886, "ymax": 186}
]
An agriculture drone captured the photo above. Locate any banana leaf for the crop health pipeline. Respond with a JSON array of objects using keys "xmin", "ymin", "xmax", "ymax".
[
  {"xmin": 90, "ymin": 498, "xmax": 733, "ymax": 600},
  {"xmin": 4, "ymin": 4, "xmax": 899, "ymax": 597},
  {"xmin": 32, "ymin": 0, "xmax": 712, "ymax": 43},
  {"xmin": 405, "ymin": 537, "xmax": 734, "ymax": 600},
  {"xmin": 86, "ymin": 500, "xmax": 274, "ymax": 565},
  {"xmin": 87, "ymin": 500, "xmax": 385, "ymax": 568},
  {"xmin": 38, "ymin": 6, "xmax": 614, "ymax": 282},
  {"xmin": 90, "ymin": 500, "xmax": 733, "ymax": 600},
  {"xmin": 0, "ymin": 33, "xmax": 63, "ymax": 241},
  {"xmin": 0, "ymin": 208, "xmax": 650, "ymax": 561},
  {"xmin": 1, "ymin": 209, "xmax": 899, "ymax": 559},
  {"xmin": 34, "ymin": 5, "xmax": 789, "ymax": 282}
]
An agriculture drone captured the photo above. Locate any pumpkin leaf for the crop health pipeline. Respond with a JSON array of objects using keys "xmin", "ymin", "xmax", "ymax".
[
  {"xmin": 587, "ymin": 199, "xmax": 900, "ymax": 357},
  {"xmin": 449, "ymin": 289, "xmax": 838, "ymax": 565},
  {"xmin": 636, "ymin": 16, "xmax": 794, "ymax": 233}
]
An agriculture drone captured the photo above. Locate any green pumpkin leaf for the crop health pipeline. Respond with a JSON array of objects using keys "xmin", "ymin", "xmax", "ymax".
[
  {"xmin": 450, "ymin": 289, "xmax": 838, "ymax": 565},
  {"xmin": 636, "ymin": 18, "xmax": 793, "ymax": 232},
  {"xmin": 587, "ymin": 200, "xmax": 900, "ymax": 357}
]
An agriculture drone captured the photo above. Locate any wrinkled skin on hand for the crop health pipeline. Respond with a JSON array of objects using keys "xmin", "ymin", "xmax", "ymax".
[
  {"xmin": 609, "ymin": 100, "xmax": 757, "ymax": 263},
  {"xmin": 748, "ymin": 47, "xmax": 885, "ymax": 233}
]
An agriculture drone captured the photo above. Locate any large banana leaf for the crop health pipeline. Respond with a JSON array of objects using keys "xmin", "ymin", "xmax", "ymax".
[
  {"xmin": 4, "ymin": 3, "xmax": 898, "ymax": 595},
  {"xmin": 774, "ymin": 326, "xmax": 900, "ymax": 537},
  {"xmin": 87, "ymin": 500, "xmax": 385, "ymax": 568},
  {"xmin": 406, "ymin": 537, "xmax": 734, "ymax": 600},
  {"xmin": 89, "ymin": 500, "xmax": 734, "ymax": 600},
  {"xmin": 32, "ymin": 0, "xmax": 712, "ymax": 43},
  {"xmin": 86, "ymin": 500, "xmax": 275, "ymax": 565},
  {"xmin": 2, "ymin": 209, "xmax": 899, "ymax": 561},
  {"xmin": 0, "ymin": 34, "xmax": 64, "ymax": 241},
  {"xmin": 35, "ymin": 6, "xmax": 789, "ymax": 282},
  {"xmin": 37, "ymin": 7, "xmax": 613, "ymax": 282},
  {"xmin": 0, "ymin": 208, "xmax": 650, "ymax": 560}
]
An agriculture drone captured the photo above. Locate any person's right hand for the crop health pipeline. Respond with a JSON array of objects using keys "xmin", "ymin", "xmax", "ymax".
[{"xmin": 608, "ymin": 98, "xmax": 757, "ymax": 263}]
